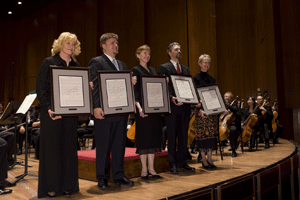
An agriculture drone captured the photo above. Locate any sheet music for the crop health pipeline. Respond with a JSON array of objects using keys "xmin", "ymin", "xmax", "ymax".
[
  {"xmin": 59, "ymin": 76, "xmax": 84, "ymax": 107},
  {"xmin": 146, "ymin": 83, "xmax": 164, "ymax": 108},
  {"xmin": 16, "ymin": 94, "xmax": 37, "ymax": 114},
  {"xmin": 202, "ymin": 89, "xmax": 221, "ymax": 110},
  {"xmin": 175, "ymin": 79, "xmax": 194, "ymax": 99},
  {"xmin": 106, "ymin": 79, "xmax": 128, "ymax": 108}
]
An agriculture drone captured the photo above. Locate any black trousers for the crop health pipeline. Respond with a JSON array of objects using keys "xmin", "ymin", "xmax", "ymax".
[
  {"xmin": 0, "ymin": 138, "xmax": 8, "ymax": 181},
  {"xmin": 0, "ymin": 132, "xmax": 15, "ymax": 159},
  {"xmin": 94, "ymin": 116, "xmax": 127, "ymax": 181},
  {"xmin": 229, "ymin": 124, "xmax": 239, "ymax": 150},
  {"xmin": 165, "ymin": 104, "xmax": 190, "ymax": 167}
]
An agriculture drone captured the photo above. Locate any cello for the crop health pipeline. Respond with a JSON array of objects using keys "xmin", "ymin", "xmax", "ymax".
[
  {"xmin": 219, "ymin": 97, "xmax": 239, "ymax": 141},
  {"xmin": 271, "ymin": 99, "xmax": 278, "ymax": 133},
  {"xmin": 239, "ymin": 100, "xmax": 266, "ymax": 144}
]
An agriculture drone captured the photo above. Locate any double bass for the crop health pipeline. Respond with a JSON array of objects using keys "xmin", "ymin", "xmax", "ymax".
[{"xmin": 219, "ymin": 97, "xmax": 239, "ymax": 141}]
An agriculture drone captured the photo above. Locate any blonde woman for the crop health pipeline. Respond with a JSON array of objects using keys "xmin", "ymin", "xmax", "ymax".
[
  {"xmin": 36, "ymin": 32, "xmax": 81, "ymax": 198},
  {"xmin": 193, "ymin": 54, "xmax": 218, "ymax": 169}
]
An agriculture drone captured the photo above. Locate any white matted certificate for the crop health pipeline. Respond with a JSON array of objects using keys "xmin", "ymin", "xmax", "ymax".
[
  {"xmin": 50, "ymin": 66, "xmax": 92, "ymax": 116},
  {"xmin": 169, "ymin": 74, "xmax": 199, "ymax": 104},
  {"xmin": 106, "ymin": 79, "xmax": 128, "ymax": 108},
  {"xmin": 59, "ymin": 76, "xmax": 84, "ymax": 107},
  {"xmin": 98, "ymin": 71, "xmax": 135, "ymax": 117},
  {"xmin": 141, "ymin": 76, "xmax": 170, "ymax": 114},
  {"xmin": 196, "ymin": 84, "xmax": 226, "ymax": 115}
]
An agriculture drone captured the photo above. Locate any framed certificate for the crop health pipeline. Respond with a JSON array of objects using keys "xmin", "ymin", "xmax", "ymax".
[
  {"xmin": 141, "ymin": 76, "xmax": 170, "ymax": 114},
  {"xmin": 50, "ymin": 66, "xmax": 92, "ymax": 116},
  {"xmin": 196, "ymin": 84, "xmax": 226, "ymax": 115},
  {"xmin": 98, "ymin": 71, "xmax": 135, "ymax": 117},
  {"xmin": 169, "ymin": 74, "xmax": 199, "ymax": 104}
]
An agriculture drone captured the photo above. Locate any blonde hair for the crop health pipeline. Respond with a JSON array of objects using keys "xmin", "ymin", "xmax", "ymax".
[
  {"xmin": 51, "ymin": 32, "xmax": 81, "ymax": 61},
  {"xmin": 100, "ymin": 33, "xmax": 118, "ymax": 51},
  {"xmin": 135, "ymin": 44, "xmax": 151, "ymax": 58},
  {"xmin": 198, "ymin": 54, "xmax": 211, "ymax": 64}
]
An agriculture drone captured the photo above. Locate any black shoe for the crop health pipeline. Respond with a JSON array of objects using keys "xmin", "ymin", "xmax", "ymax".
[
  {"xmin": 0, "ymin": 188, "xmax": 12, "ymax": 195},
  {"xmin": 148, "ymin": 170, "xmax": 162, "ymax": 179},
  {"xmin": 141, "ymin": 170, "xmax": 148, "ymax": 180},
  {"xmin": 264, "ymin": 143, "xmax": 270, "ymax": 149},
  {"xmin": 98, "ymin": 179, "xmax": 108, "ymax": 190},
  {"xmin": 0, "ymin": 180, "xmax": 15, "ymax": 188},
  {"xmin": 47, "ymin": 192, "xmax": 56, "ymax": 198},
  {"xmin": 170, "ymin": 165, "xmax": 178, "ymax": 174},
  {"xmin": 232, "ymin": 150, "xmax": 237, "ymax": 157},
  {"xmin": 191, "ymin": 148, "xmax": 197, "ymax": 154},
  {"xmin": 207, "ymin": 161, "xmax": 217, "ymax": 169},
  {"xmin": 201, "ymin": 162, "xmax": 211, "ymax": 169},
  {"xmin": 114, "ymin": 177, "xmax": 134, "ymax": 186},
  {"xmin": 228, "ymin": 148, "xmax": 232, "ymax": 151},
  {"xmin": 178, "ymin": 164, "xmax": 195, "ymax": 172},
  {"xmin": 17, "ymin": 149, "xmax": 22, "ymax": 155},
  {"xmin": 63, "ymin": 191, "xmax": 72, "ymax": 196},
  {"xmin": 197, "ymin": 154, "xmax": 202, "ymax": 163}
]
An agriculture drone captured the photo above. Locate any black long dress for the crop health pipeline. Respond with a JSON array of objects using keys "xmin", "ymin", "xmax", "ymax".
[
  {"xmin": 193, "ymin": 71, "xmax": 218, "ymax": 151},
  {"xmin": 36, "ymin": 53, "xmax": 80, "ymax": 198},
  {"xmin": 131, "ymin": 64, "xmax": 162, "ymax": 155}
]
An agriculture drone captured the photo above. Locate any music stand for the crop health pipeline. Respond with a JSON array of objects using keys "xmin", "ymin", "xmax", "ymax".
[
  {"xmin": 0, "ymin": 101, "xmax": 22, "ymax": 169},
  {"xmin": 13, "ymin": 94, "xmax": 38, "ymax": 184}
]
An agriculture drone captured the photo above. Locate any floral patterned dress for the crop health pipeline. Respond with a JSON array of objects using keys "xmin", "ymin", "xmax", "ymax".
[{"xmin": 193, "ymin": 71, "xmax": 218, "ymax": 151}]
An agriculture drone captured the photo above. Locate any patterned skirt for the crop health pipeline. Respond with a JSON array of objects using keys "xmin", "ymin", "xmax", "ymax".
[{"xmin": 195, "ymin": 114, "xmax": 218, "ymax": 152}]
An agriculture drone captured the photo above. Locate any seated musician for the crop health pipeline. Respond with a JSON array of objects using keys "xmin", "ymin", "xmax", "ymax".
[
  {"xmin": 256, "ymin": 95, "xmax": 273, "ymax": 149},
  {"xmin": 223, "ymin": 92, "xmax": 241, "ymax": 157},
  {"xmin": 0, "ymin": 137, "xmax": 14, "ymax": 195},
  {"xmin": 243, "ymin": 97, "xmax": 264, "ymax": 151}
]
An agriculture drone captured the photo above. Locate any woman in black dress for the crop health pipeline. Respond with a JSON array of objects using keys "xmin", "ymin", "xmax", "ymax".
[
  {"xmin": 36, "ymin": 32, "xmax": 81, "ymax": 198},
  {"xmin": 131, "ymin": 45, "xmax": 162, "ymax": 179},
  {"xmin": 193, "ymin": 54, "xmax": 218, "ymax": 169}
]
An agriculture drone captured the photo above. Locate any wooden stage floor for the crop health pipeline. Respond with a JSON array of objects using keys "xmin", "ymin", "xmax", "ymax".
[{"xmin": 3, "ymin": 138, "xmax": 297, "ymax": 200}]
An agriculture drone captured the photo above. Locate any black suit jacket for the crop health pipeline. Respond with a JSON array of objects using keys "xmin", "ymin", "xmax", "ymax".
[{"xmin": 88, "ymin": 54, "xmax": 127, "ymax": 109}]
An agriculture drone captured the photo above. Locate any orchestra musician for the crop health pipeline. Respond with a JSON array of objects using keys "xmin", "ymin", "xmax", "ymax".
[
  {"xmin": 223, "ymin": 92, "xmax": 242, "ymax": 157},
  {"xmin": 193, "ymin": 54, "xmax": 218, "ymax": 169},
  {"xmin": 131, "ymin": 45, "xmax": 163, "ymax": 179},
  {"xmin": 243, "ymin": 97, "xmax": 263, "ymax": 151},
  {"xmin": 158, "ymin": 42, "xmax": 195, "ymax": 174},
  {"xmin": 271, "ymin": 103, "xmax": 283, "ymax": 144},
  {"xmin": 36, "ymin": 32, "xmax": 81, "ymax": 198},
  {"xmin": 257, "ymin": 95, "xmax": 273, "ymax": 149},
  {"xmin": 0, "ymin": 137, "xmax": 14, "ymax": 195}
]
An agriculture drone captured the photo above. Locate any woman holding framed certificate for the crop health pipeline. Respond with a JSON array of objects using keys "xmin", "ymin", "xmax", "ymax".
[
  {"xmin": 36, "ymin": 32, "xmax": 81, "ymax": 198},
  {"xmin": 131, "ymin": 45, "xmax": 162, "ymax": 179},
  {"xmin": 193, "ymin": 54, "xmax": 218, "ymax": 169}
]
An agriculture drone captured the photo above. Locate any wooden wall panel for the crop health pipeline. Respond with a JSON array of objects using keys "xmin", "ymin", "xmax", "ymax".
[
  {"xmin": 187, "ymin": 0, "xmax": 217, "ymax": 78},
  {"xmin": 216, "ymin": 0, "xmax": 258, "ymax": 99},
  {"xmin": 144, "ymin": 0, "xmax": 188, "ymax": 71},
  {"xmin": 97, "ymin": 0, "xmax": 145, "ymax": 70}
]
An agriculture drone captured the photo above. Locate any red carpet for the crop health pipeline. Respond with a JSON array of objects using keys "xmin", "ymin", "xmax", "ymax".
[{"xmin": 77, "ymin": 148, "xmax": 170, "ymax": 181}]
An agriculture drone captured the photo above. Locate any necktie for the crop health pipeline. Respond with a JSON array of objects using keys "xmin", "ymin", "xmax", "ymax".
[
  {"xmin": 112, "ymin": 59, "xmax": 119, "ymax": 71},
  {"xmin": 176, "ymin": 63, "xmax": 181, "ymax": 74}
]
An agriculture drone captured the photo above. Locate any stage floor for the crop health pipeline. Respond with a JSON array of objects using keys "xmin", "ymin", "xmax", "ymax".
[{"xmin": 4, "ymin": 138, "xmax": 297, "ymax": 200}]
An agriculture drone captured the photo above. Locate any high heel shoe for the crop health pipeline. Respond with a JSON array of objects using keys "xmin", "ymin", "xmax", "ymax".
[
  {"xmin": 148, "ymin": 170, "xmax": 162, "ymax": 179},
  {"xmin": 201, "ymin": 162, "xmax": 211, "ymax": 169},
  {"xmin": 207, "ymin": 161, "xmax": 217, "ymax": 169},
  {"xmin": 141, "ymin": 170, "xmax": 148, "ymax": 180}
]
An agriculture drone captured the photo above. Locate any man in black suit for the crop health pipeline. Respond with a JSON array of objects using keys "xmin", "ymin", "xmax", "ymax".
[
  {"xmin": 88, "ymin": 33, "xmax": 136, "ymax": 190},
  {"xmin": 158, "ymin": 42, "xmax": 195, "ymax": 174}
]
